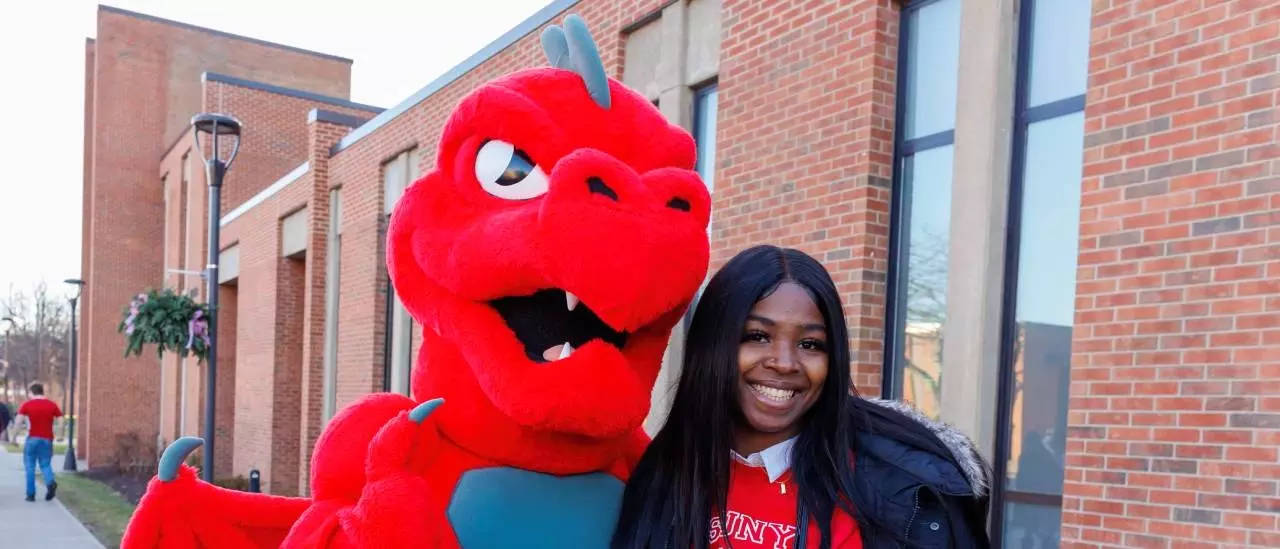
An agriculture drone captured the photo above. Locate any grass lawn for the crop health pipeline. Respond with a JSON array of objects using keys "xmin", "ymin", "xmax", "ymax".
[{"xmin": 51, "ymin": 472, "xmax": 137, "ymax": 549}]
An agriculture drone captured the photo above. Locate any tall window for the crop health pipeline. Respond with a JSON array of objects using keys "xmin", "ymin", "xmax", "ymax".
[
  {"xmin": 885, "ymin": 0, "xmax": 961, "ymax": 419},
  {"xmin": 162, "ymin": 174, "xmax": 171, "ymax": 281},
  {"xmin": 993, "ymin": 1, "xmax": 1092, "ymax": 547},
  {"xmin": 322, "ymin": 187, "xmax": 342, "ymax": 422},
  {"xmin": 693, "ymin": 83, "xmax": 718, "ymax": 193},
  {"xmin": 382, "ymin": 148, "xmax": 419, "ymax": 396}
]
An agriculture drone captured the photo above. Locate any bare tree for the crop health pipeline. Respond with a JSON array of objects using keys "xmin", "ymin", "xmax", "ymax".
[
  {"xmin": 901, "ymin": 228, "xmax": 947, "ymax": 414},
  {"xmin": 1, "ymin": 282, "xmax": 70, "ymax": 402},
  {"xmin": 898, "ymin": 230, "xmax": 1027, "ymax": 418}
]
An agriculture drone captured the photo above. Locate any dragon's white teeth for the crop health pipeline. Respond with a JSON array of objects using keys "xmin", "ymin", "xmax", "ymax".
[
  {"xmin": 566, "ymin": 291, "xmax": 580, "ymax": 311},
  {"xmin": 558, "ymin": 342, "xmax": 574, "ymax": 360}
]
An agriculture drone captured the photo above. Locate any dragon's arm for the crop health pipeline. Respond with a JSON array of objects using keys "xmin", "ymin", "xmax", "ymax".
[
  {"xmin": 281, "ymin": 395, "xmax": 451, "ymax": 548},
  {"xmin": 121, "ymin": 393, "xmax": 442, "ymax": 549},
  {"xmin": 120, "ymin": 439, "xmax": 310, "ymax": 549}
]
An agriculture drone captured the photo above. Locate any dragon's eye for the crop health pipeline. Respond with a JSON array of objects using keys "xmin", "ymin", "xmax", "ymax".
[{"xmin": 474, "ymin": 139, "xmax": 549, "ymax": 200}]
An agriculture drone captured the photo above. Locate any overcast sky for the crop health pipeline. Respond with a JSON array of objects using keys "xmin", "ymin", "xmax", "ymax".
[{"xmin": 0, "ymin": 0, "xmax": 550, "ymax": 301}]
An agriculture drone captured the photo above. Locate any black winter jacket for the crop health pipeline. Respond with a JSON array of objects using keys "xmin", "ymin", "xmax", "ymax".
[{"xmin": 851, "ymin": 399, "xmax": 992, "ymax": 549}]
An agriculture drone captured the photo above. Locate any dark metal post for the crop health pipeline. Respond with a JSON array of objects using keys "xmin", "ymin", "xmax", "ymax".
[
  {"xmin": 191, "ymin": 113, "xmax": 240, "ymax": 484},
  {"xmin": 63, "ymin": 295, "xmax": 79, "ymax": 471},
  {"xmin": 202, "ymin": 156, "xmax": 224, "ymax": 483}
]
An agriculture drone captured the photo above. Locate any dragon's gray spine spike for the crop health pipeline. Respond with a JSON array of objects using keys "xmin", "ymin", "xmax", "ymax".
[{"xmin": 539, "ymin": 14, "xmax": 612, "ymax": 110}]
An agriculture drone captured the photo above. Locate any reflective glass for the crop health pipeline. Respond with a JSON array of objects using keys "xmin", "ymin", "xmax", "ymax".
[
  {"xmin": 694, "ymin": 86, "xmax": 719, "ymax": 192},
  {"xmin": 1004, "ymin": 501, "xmax": 1065, "ymax": 549},
  {"xmin": 896, "ymin": 144, "xmax": 954, "ymax": 419},
  {"xmin": 1027, "ymin": 0, "xmax": 1093, "ymax": 107},
  {"xmin": 902, "ymin": 0, "xmax": 961, "ymax": 139},
  {"xmin": 1000, "ymin": 112, "xmax": 1085, "ymax": 549}
]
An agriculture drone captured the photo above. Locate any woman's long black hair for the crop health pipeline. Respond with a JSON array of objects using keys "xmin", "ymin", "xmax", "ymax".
[{"xmin": 612, "ymin": 245, "xmax": 960, "ymax": 549}]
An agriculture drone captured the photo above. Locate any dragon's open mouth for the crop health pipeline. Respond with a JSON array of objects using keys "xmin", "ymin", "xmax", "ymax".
[{"xmin": 489, "ymin": 289, "xmax": 630, "ymax": 363}]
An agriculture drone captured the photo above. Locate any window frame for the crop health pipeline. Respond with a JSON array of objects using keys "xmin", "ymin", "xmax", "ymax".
[
  {"xmin": 380, "ymin": 149, "xmax": 418, "ymax": 395},
  {"xmin": 881, "ymin": 0, "xmax": 961, "ymax": 402},
  {"xmin": 989, "ymin": 0, "xmax": 1090, "ymax": 545},
  {"xmin": 692, "ymin": 81, "xmax": 719, "ymax": 192}
]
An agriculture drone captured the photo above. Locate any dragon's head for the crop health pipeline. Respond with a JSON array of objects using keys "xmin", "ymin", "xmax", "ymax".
[{"xmin": 386, "ymin": 15, "xmax": 711, "ymax": 468}]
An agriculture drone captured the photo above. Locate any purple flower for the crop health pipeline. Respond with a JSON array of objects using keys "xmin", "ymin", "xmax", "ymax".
[{"xmin": 187, "ymin": 309, "xmax": 209, "ymax": 351}]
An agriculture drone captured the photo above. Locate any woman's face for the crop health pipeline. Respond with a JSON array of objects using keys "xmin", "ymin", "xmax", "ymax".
[{"xmin": 734, "ymin": 281, "xmax": 829, "ymax": 453}]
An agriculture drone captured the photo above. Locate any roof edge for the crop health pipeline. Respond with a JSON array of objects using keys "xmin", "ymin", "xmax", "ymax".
[
  {"xmin": 98, "ymin": 4, "xmax": 355, "ymax": 64},
  {"xmin": 203, "ymin": 72, "xmax": 384, "ymax": 113},
  {"xmin": 308, "ymin": 109, "xmax": 373, "ymax": 128}
]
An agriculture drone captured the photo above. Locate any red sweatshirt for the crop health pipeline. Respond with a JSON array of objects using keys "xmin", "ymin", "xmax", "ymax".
[{"xmin": 709, "ymin": 458, "xmax": 862, "ymax": 549}]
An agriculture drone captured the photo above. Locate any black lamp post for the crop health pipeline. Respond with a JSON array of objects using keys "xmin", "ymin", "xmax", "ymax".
[
  {"xmin": 191, "ymin": 113, "xmax": 242, "ymax": 483},
  {"xmin": 63, "ymin": 278, "xmax": 85, "ymax": 471}
]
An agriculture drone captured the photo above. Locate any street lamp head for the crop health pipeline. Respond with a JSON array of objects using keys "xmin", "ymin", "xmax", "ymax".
[
  {"xmin": 191, "ymin": 112, "xmax": 243, "ymax": 170},
  {"xmin": 64, "ymin": 278, "xmax": 85, "ymax": 300}
]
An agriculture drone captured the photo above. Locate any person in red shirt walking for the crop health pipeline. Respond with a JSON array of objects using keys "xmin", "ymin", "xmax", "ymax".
[
  {"xmin": 18, "ymin": 382, "xmax": 62, "ymax": 502},
  {"xmin": 614, "ymin": 246, "xmax": 992, "ymax": 549}
]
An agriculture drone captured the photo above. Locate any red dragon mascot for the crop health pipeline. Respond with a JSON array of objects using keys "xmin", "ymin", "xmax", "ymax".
[{"xmin": 120, "ymin": 14, "xmax": 711, "ymax": 549}]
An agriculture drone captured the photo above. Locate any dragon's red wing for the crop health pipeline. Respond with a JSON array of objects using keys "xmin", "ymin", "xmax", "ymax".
[{"xmin": 121, "ymin": 464, "xmax": 309, "ymax": 549}]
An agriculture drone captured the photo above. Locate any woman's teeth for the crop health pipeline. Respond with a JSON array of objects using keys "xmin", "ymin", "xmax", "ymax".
[{"xmin": 751, "ymin": 384, "xmax": 797, "ymax": 402}]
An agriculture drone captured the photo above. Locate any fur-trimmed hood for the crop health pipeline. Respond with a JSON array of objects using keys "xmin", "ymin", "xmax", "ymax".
[{"xmin": 860, "ymin": 398, "xmax": 992, "ymax": 499}]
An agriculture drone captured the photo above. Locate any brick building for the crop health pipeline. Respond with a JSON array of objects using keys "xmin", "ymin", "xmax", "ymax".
[{"xmin": 78, "ymin": 1, "xmax": 1278, "ymax": 547}]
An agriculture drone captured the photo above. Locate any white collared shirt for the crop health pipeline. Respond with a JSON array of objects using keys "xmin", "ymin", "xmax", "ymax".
[{"xmin": 731, "ymin": 436, "xmax": 797, "ymax": 483}]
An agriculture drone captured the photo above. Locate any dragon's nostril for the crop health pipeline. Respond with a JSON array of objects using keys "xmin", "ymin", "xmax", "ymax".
[
  {"xmin": 666, "ymin": 198, "xmax": 691, "ymax": 212},
  {"xmin": 586, "ymin": 177, "xmax": 619, "ymax": 201}
]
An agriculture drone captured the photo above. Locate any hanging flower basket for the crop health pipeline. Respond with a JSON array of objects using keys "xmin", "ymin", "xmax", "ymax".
[{"xmin": 118, "ymin": 288, "xmax": 212, "ymax": 362}]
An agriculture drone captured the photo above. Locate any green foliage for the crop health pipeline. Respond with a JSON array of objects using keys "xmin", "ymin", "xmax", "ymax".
[
  {"xmin": 212, "ymin": 475, "xmax": 251, "ymax": 491},
  {"xmin": 117, "ymin": 287, "xmax": 212, "ymax": 362}
]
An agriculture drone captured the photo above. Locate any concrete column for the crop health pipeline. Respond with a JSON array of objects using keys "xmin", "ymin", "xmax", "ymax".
[
  {"xmin": 939, "ymin": 0, "xmax": 1020, "ymax": 461},
  {"xmin": 657, "ymin": 1, "xmax": 692, "ymax": 129},
  {"xmin": 644, "ymin": 0, "xmax": 692, "ymax": 434}
]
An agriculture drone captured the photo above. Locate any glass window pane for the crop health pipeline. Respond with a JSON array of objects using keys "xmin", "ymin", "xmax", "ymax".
[
  {"xmin": 694, "ymin": 86, "xmax": 718, "ymax": 192},
  {"xmin": 1002, "ymin": 112, "xmax": 1085, "ymax": 546},
  {"xmin": 896, "ymin": 144, "xmax": 954, "ymax": 419},
  {"xmin": 1004, "ymin": 500, "xmax": 1064, "ymax": 549},
  {"xmin": 322, "ymin": 188, "xmax": 342, "ymax": 422},
  {"xmin": 390, "ymin": 292, "xmax": 413, "ymax": 396},
  {"xmin": 1027, "ymin": 0, "xmax": 1093, "ymax": 107},
  {"xmin": 384, "ymin": 152, "xmax": 408, "ymax": 216},
  {"xmin": 902, "ymin": 0, "xmax": 961, "ymax": 139}
]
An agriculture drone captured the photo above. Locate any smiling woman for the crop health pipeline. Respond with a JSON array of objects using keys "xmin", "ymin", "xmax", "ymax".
[{"xmin": 614, "ymin": 245, "xmax": 994, "ymax": 549}]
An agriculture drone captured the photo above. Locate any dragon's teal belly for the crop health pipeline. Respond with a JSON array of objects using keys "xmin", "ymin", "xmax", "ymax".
[{"xmin": 446, "ymin": 467, "xmax": 624, "ymax": 549}]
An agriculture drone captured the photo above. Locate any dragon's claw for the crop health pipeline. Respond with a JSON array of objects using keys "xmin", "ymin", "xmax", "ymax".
[
  {"xmin": 409, "ymin": 398, "xmax": 444, "ymax": 424},
  {"xmin": 158, "ymin": 436, "xmax": 204, "ymax": 482}
]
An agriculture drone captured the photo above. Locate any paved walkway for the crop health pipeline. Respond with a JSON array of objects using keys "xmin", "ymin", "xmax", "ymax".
[{"xmin": 0, "ymin": 448, "xmax": 105, "ymax": 549}]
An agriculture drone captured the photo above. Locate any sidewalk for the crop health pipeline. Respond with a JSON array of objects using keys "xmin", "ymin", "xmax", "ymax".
[{"xmin": 0, "ymin": 448, "xmax": 106, "ymax": 549}]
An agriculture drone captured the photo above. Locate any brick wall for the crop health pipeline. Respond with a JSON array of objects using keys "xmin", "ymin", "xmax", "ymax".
[
  {"xmin": 219, "ymin": 171, "xmax": 310, "ymax": 494},
  {"xmin": 1065, "ymin": 2, "xmax": 1280, "ymax": 547},
  {"xmin": 296, "ymin": 119, "xmax": 358, "ymax": 494},
  {"xmin": 81, "ymin": 5, "xmax": 357, "ymax": 468},
  {"xmin": 715, "ymin": 0, "xmax": 899, "ymax": 393},
  {"xmin": 199, "ymin": 81, "xmax": 380, "ymax": 213},
  {"xmin": 212, "ymin": 283, "xmax": 239, "ymax": 478},
  {"xmin": 152, "ymin": 69, "xmax": 373, "ymax": 481}
]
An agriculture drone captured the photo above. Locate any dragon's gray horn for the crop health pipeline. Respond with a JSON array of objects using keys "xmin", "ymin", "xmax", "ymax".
[{"xmin": 540, "ymin": 14, "xmax": 611, "ymax": 110}]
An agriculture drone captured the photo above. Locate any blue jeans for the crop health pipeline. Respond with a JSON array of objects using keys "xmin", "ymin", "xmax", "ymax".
[{"xmin": 23, "ymin": 437, "xmax": 55, "ymax": 497}]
